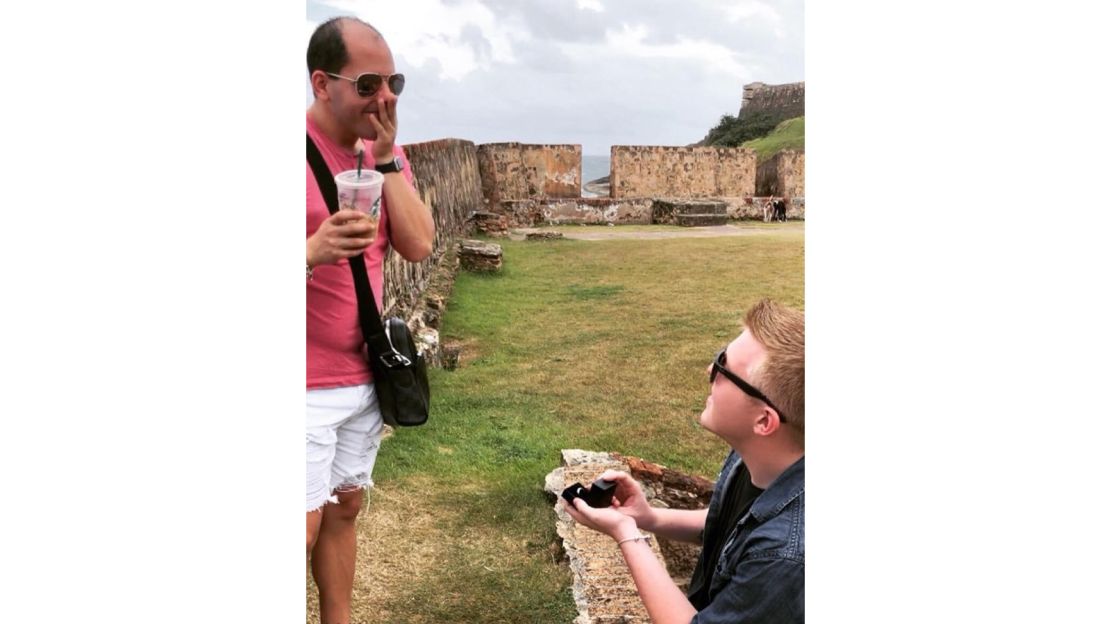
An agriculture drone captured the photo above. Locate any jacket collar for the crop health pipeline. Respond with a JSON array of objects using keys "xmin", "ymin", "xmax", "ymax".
[{"xmin": 748, "ymin": 455, "xmax": 804, "ymax": 522}]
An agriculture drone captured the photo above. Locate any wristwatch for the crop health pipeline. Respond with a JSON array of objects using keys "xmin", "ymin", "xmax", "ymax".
[{"xmin": 375, "ymin": 156, "xmax": 404, "ymax": 174}]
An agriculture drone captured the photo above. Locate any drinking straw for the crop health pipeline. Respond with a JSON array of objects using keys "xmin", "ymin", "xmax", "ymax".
[{"xmin": 357, "ymin": 150, "xmax": 364, "ymax": 180}]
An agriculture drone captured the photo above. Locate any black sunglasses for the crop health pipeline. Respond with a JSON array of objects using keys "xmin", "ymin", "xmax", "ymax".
[
  {"xmin": 711, "ymin": 348, "xmax": 787, "ymax": 422},
  {"xmin": 326, "ymin": 72, "xmax": 405, "ymax": 98}
]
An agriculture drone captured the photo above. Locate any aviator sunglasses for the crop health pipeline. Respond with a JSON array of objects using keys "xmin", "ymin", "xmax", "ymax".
[
  {"xmin": 710, "ymin": 348, "xmax": 787, "ymax": 422},
  {"xmin": 325, "ymin": 72, "xmax": 406, "ymax": 98}
]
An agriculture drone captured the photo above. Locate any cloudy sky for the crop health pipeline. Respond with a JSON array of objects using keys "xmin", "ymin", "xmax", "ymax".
[{"xmin": 306, "ymin": 0, "xmax": 803, "ymax": 155}]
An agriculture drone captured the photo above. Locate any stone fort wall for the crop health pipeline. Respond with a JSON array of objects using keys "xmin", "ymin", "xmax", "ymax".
[
  {"xmin": 756, "ymin": 149, "xmax": 805, "ymax": 199},
  {"xmin": 382, "ymin": 138, "xmax": 482, "ymax": 319},
  {"xmin": 402, "ymin": 140, "xmax": 801, "ymax": 232},
  {"xmin": 476, "ymin": 142, "xmax": 581, "ymax": 206},
  {"xmin": 739, "ymin": 81, "xmax": 805, "ymax": 120},
  {"xmin": 608, "ymin": 145, "xmax": 757, "ymax": 200}
]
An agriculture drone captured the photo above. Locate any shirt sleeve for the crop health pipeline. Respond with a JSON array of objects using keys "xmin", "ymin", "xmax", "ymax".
[{"xmin": 689, "ymin": 556, "xmax": 804, "ymax": 624}]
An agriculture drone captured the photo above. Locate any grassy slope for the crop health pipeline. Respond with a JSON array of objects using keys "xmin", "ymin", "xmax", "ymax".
[{"xmin": 742, "ymin": 116, "xmax": 805, "ymax": 162}]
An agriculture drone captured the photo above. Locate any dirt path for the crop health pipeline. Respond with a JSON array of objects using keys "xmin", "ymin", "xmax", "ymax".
[{"xmin": 509, "ymin": 222, "xmax": 804, "ymax": 241}]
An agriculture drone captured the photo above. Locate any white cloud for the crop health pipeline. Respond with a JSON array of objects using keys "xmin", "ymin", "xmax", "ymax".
[
  {"xmin": 723, "ymin": 1, "xmax": 781, "ymax": 23},
  {"xmin": 577, "ymin": 0, "xmax": 604, "ymax": 12},
  {"xmin": 722, "ymin": 0, "xmax": 785, "ymax": 38},
  {"xmin": 315, "ymin": 0, "xmax": 528, "ymax": 80},
  {"xmin": 589, "ymin": 23, "xmax": 752, "ymax": 80}
]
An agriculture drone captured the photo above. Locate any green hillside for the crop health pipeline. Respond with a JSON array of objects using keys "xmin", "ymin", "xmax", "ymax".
[
  {"xmin": 700, "ymin": 112, "xmax": 805, "ymax": 163},
  {"xmin": 701, "ymin": 111, "xmax": 780, "ymax": 148},
  {"xmin": 742, "ymin": 117, "xmax": 805, "ymax": 162}
]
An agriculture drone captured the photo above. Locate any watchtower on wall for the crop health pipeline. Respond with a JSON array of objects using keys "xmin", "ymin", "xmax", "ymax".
[{"xmin": 739, "ymin": 81, "xmax": 805, "ymax": 120}]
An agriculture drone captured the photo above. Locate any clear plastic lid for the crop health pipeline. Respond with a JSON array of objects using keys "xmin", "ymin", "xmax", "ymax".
[{"xmin": 334, "ymin": 169, "xmax": 384, "ymax": 188}]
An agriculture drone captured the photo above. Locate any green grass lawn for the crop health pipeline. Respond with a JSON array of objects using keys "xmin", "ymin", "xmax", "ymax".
[
  {"xmin": 742, "ymin": 116, "xmax": 805, "ymax": 163},
  {"xmin": 308, "ymin": 231, "xmax": 804, "ymax": 623},
  {"xmin": 544, "ymin": 221, "xmax": 804, "ymax": 234}
]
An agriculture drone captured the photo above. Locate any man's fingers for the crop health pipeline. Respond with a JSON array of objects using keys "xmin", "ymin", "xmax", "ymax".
[
  {"xmin": 599, "ymin": 470, "xmax": 631, "ymax": 484},
  {"xmin": 367, "ymin": 111, "xmax": 385, "ymax": 134},
  {"xmin": 386, "ymin": 98, "xmax": 398, "ymax": 128},
  {"xmin": 336, "ymin": 236, "xmax": 375, "ymax": 250},
  {"xmin": 336, "ymin": 220, "xmax": 375, "ymax": 236},
  {"xmin": 330, "ymin": 209, "xmax": 364, "ymax": 222},
  {"xmin": 572, "ymin": 497, "xmax": 599, "ymax": 520},
  {"xmin": 561, "ymin": 500, "xmax": 583, "ymax": 521}
]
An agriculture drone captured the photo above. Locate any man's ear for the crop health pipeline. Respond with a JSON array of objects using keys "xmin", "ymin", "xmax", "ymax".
[
  {"xmin": 309, "ymin": 70, "xmax": 331, "ymax": 101},
  {"xmin": 753, "ymin": 406, "xmax": 781, "ymax": 437}
]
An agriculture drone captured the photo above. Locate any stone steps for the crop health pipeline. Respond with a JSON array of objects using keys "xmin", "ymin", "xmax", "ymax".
[
  {"xmin": 652, "ymin": 199, "xmax": 729, "ymax": 226},
  {"xmin": 676, "ymin": 214, "xmax": 729, "ymax": 227},
  {"xmin": 674, "ymin": 202, "xmax": 727, "ymax": 216}
]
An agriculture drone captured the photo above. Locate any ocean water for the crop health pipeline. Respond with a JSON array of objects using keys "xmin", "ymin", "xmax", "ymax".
[{"xmin": 581, "ymin": 154, "xmax": 611, "ymax": 184}]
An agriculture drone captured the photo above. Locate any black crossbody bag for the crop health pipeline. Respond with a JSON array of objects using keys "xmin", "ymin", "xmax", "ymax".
[{"xmin": 307, "ymin": 134, "xmax": 430, "ymax": 427}]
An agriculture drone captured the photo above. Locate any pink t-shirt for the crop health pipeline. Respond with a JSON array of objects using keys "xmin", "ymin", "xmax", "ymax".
[{"xmin": 307, "ymin": 114, "xmax": 415, "ymax": 389}]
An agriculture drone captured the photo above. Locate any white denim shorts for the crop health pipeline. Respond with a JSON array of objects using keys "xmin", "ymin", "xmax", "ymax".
[{"xmin": 306, "ymin": 384, "xmax": 384, "ymax": 513}]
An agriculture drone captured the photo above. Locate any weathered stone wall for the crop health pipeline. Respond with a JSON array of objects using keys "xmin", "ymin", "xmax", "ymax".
[
  {"xmin": 494, "ymin": 198, "xmax": 653, "ymax": 227},
  {"xmin": 477, "ymin": 142, "xmax": 581, "ymax": 205},
  {"xmin": 476, "ymin": 142, "xmax": 528, "ymax": 205},
  {"xmin": 739, "ymin": 81, "xmax": 805, "ymax": 120},
  {"xmin": 609, "ymin": 146, "xmax": 756, "ymax": 199},
  {"xmin": 756, "ymin": 149, "xmax": 805, "ymax": 199},
  {"xmin": 523, "ymin": 144, "xmax": 581, "ymax": 198},
  {"xmin": 541, "ymin": 198, "xmax": 651, "ymax": 226},
  {"xmin": 381, "ymin": 139, "xmax": 482, "ymax": 319}
]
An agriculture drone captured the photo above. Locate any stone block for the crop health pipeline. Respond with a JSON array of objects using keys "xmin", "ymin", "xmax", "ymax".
[
  {"xmin": 526, "ymin": 231, "xmax": 565, "ymax": 241},
  {"xmin": 675, "ymin": 214, "xmax": 729, "ymax": 227},
  {"xmin": 458, "ymin": 239, "xmax": 503, "ymax": 272},
  {"xmin": 470, "ymin": 210, "xmax": 509, "ymax": 237},
  {"xmin": 440, "ymin": 343, "xmax": 461, "ymax": 370}
]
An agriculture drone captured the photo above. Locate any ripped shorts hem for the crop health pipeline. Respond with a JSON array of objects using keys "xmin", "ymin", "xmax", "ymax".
[{"xmin": 306, "ymin": 478, "xmax": 375, "ymax": 513}]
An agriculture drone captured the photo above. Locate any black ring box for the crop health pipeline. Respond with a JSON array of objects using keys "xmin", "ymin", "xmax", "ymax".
[{"xmin": 561, "ymin": 478, "xmax": 617, "ymax": 508}]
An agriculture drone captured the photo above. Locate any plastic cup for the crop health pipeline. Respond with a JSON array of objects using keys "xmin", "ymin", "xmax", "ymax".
[{"xmin": 334, "ymin": 170, "xmax": 385, "ymax": 219}]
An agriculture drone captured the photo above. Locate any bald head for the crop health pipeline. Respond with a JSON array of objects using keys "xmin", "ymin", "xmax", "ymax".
[{"xmin": 306, "ymin": 17, "xmax": 385, "ymax": 75}]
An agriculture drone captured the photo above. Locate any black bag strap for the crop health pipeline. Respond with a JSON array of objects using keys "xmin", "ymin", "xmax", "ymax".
[{"xmin": 307, "ymin": 134, "xmax": 411, "ymax": 369}]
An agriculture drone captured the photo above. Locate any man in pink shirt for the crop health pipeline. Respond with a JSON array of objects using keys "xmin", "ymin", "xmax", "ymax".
[{"xmin": 305, "ymin": 17, "xmax": 434, "ymax": 623}]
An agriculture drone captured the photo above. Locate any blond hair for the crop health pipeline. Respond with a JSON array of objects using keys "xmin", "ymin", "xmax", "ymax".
[{"xmin": 744, "ymin": 299, "xmax": 805, "ymax": 432}]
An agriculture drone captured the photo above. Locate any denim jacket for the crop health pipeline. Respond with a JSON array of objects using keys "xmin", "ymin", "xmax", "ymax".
[{"xmin": 691, "ymin": 452, "xmax": 805, "ymax": 624}]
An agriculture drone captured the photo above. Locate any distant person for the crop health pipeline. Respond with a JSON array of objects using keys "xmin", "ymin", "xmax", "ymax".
[
  {"xmin": 763, "ymin": 196, "xmax": 774, "ymax": 223},
  {"xmin": 305, "ymin": 16, "xmax": 435, "ymax": 624},
  {"xmin": 774, "ymin": 197, "xmax": 788, "ymax": 222},
  {"xmin": 564, "ymin": 299, "xmax": 805, "ymax": 624}
]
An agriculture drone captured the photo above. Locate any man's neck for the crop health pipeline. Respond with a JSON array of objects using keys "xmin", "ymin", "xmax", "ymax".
[
  {"xmin": 731, "ymin": 443, "xmax": 804, "ymax": 490},
  {"xmin": 308, "ymin": 103, "xmax": 361, "ymax": 154}
]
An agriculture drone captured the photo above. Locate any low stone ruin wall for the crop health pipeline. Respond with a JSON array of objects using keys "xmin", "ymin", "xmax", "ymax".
[
  {"xmin": 492, "ymin": 198, "xmax": 654, "ymax": 227},
  {"xmin": 545, "ymin": 449, "xmax": 715, "ymax": 622}
]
